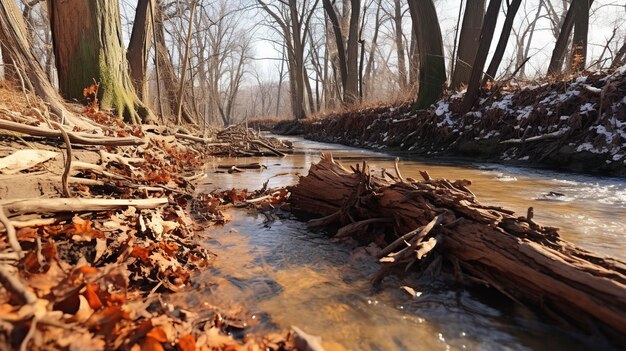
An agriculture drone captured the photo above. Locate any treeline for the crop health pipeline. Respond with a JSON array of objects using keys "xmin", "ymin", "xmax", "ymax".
[{"xmin": 0, "ymin": 0, "xmax": 624, "ymax": 126}]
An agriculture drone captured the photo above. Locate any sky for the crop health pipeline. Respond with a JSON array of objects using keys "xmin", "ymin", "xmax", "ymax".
[{"xmin": 249, "ymin": 0, "xmax": 626, "ymax": 83}]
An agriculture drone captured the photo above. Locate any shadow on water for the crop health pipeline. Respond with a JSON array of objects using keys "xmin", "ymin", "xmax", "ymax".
[{"xmin": 188, "ymin": 136, "xmax": 624, "ymax": 350}]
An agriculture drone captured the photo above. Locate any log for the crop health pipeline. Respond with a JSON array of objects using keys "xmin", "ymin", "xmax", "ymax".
[
  {"xmin": 0, "ymin": 119, "xmax": 144, "ymax": 146},
  {"xmin": 289, "ymin": 153, "xmax": 626, "ymax": 344},
  {"xmin": 0, "ymin": 198, "xmax": 169, "ymax": 216}
]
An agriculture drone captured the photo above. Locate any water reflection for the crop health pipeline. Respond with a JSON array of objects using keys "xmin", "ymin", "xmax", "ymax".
[{"xmin": 195, "ymin": 137, "xmax": 624, "ymax": 350}]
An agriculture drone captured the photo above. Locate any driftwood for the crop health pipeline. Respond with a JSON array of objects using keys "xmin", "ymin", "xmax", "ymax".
[
  {"xmin": 0, "ymin": 198, "xmax": 169, "ymax": 217},
  {"xmin": 289, "ymin": 154, "xmax": 626, "ymax": 343},
  {"xmin": 217, "ymin": 163, "xmax": 266, "ymax": 170}
]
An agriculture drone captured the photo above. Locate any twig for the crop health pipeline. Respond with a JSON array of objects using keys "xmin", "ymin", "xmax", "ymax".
[
  {"xmin": 0, "ymin": 206, "xmax": 23, "ymax": 259},
  {"xmin": 51, "ymin": 122, "xmax": 73, "ymax": 197},
  {"xmin": 394, "ymin": 157, "xmax": 404, "ymax": 182},
  {"xmin": 0, "ymin": 265, "xmax": 37, "ymax": 304},
  {"xmin": 20, "ymin": 318, "xmax": 37, "ymax": 351}
]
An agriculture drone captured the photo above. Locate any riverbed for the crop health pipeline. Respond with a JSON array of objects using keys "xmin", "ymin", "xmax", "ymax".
[{"xmin": 189, "ymin": 137, "xmax": 625, "ymax": 350}]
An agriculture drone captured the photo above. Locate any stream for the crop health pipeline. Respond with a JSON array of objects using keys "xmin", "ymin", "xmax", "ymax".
[{"xmin": 185, "ymin": 137, "xmax": 625, "ymax": 350}]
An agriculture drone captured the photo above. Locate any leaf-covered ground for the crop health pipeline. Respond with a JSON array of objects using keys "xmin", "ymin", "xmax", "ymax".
[{"xmin": 0, "ymin": 81, "xmax": 302, "ymax": 351}]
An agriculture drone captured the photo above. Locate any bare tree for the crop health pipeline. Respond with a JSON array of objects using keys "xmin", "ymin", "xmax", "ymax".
[
  {"xmin": 127, "ymin": 0, "xmax": 154, "ymax": 102},
  {"xmin": 322, "ymin": 0, "xmax": 361, "ymax": 105},
  {"xmin": 484, "ymin": 0, "xmax": 522, "ymax": 83},
  {"xmin": 407, "ymin": 0, "xmax": 446, "ymax": 109},
  {"xmin": 461, "ymin": 0, "xmax": 502, "ymax": 111},
  {"xmin": 258, "ymin": 0, "xmax": 319, "ymax": 119},
  {"xmin": 451, "ymin": 0, "xmax": 485, "ymax": 90}
]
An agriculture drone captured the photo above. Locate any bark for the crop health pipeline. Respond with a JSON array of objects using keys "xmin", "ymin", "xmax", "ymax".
[
  {"xmin": 258, "ymin": 0, "xmax": 314, "ymax": 120},
  {"xmin": 407, "ymin": 0, "xmax": 446, "ymax": 109},
  {"xmin": 548, "ymin": 0, "xmax": 593, "ymax": 75},
  {"xmin": 127, "ymin": 0, "xmax": 153, "ymax": 101},
  {"xmin": 289, "ymin": 155, "xmax": 626, "ymax": 345},
  {"xmin": 0, "ymin": 0, "xmax": 90, "ymax": 128},
  {"xmin": 461, "ymin": 0, "xmax": 502, "ymax": 112},
  {"xmin": 569, "ymin": 0, "xmax": 589, "ymax": 72},
  {"xmin": 451, "ymin": 0, "xmax": 485, "ymax": 90},
  {"xmin": 48, "ymin": 0, "xmax": 152, "ymax": 124},
  {"xmin": 483, "ymin": 0, "xmax": 522, "ymax": 83}
]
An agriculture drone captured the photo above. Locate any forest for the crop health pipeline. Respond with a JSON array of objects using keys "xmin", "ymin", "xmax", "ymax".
[{"xmin": 0, "ymin": 0, "xmax": 625, "ymax": 350}]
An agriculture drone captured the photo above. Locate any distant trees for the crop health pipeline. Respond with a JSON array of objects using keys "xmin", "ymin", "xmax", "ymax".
[
  {"xmin": 322, "ymin": 0, "xmax": 361, "ymax": 105},
  {"xmin": 0, "ymin": 0, "xmax": 624, "ymax": 124},
  {"xmin": 258, "ymin": 0, "xmax": 318, "ymax": 120}
]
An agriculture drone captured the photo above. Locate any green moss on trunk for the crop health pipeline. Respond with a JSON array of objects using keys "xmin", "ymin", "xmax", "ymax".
[{"xmin": 49, "ymin": 0, "xmax": 152, "ymax": 124}]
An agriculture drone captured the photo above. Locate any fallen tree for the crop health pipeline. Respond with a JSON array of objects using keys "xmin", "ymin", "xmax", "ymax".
[{"xmin": 289, "ymin": 154, "xmax": 626, "ymax": 344}]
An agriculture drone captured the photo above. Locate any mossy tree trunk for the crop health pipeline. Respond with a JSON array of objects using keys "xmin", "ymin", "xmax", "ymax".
[
  {"xmin": 407, "ymin": 0, "xmax": 446, "ymax": 109},
  {"xmin": 48, "ymin": 0, "xmax": 151, "ymax": 124}
]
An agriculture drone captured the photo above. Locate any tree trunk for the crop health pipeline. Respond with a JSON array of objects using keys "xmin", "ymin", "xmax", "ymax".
[
  {"xmin": 548, "ymin": 0, "xmax": 593, "ymax": 75},
  {"xmin": 393, "ymin": 0, "xmax": 407, "ymax": 90},
  {"xmin": 0, "ymin": 0, "xmax": 90, "ymax": 128},
  {"xmin": 48, "ymin": 0, "xmax": 151, "ymax": 124},
  {"xmin": 127, "ymin": 0, "xmax": 153, "ymax": 102},
  {"xmin": 363, "ymin": 0, "xmax": 382, "ymax": 99},
  {"xmin": 322, "ymin": 0, "xmax": 360, "ymax": 105},
  {"xmin": 461, "ymin": 0, "xmax": 502, "ymax": 112},
  {"xmin": 289, "ymin": 155, "xmax": 626, "ymax": 346},
  {"xmin": 407, "ymin": 0, "xmax": 446, "ymax": 109},
  {"xmin": 483, "ymin": 0, "xmax": 522, "ymax": 83},
  {"xmin": 344, "ymin": 0, "xmax": 360, "ymax": 104},
  {"xmin": 569, "ymin": 0, "xmax": 589, "ymax": 72},
  {"xmin": 153, "ymin": 0, "xmax": 195, "ymax": 124},
  {"xmin": 451, "ymin": 0, "xmax": 485, "ymax": 90},
  {"xmin": 611, "ymin": 40, "xmax": 626, "ymax": 68}
]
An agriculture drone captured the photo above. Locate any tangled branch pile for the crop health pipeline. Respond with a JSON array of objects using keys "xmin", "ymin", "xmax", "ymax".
[{"xmin": 289, "ymin": 154, "xmax": 626, "ymax": 344}]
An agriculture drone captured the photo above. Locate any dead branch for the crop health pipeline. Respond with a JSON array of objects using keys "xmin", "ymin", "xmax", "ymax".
[
  {"xmin": 0, "ymin": 119, "xmax": 144, "ymax": 146},
  {"xmin": 0, "ymin": 205, "xmax": 23, "ymax": 258},
  {"xmin": 0, "ymin": 198, "xmax": 169, "ymax": 216},
  {"xmin": 0, "ymin": 264, "xmax": 37, "ymax": 304}
]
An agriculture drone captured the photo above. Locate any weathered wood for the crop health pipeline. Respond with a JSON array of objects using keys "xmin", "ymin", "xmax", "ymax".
[
  {"xmin": 289, "ymin": 154, "xmax": 626, "ymax": 343},
  {"xmin": 0, "ymin": 119, "xmax": 144, "ymax": 146},
  {"xmin": 1, "ymin": 198, "xmax": 169, "ymax": 216}
]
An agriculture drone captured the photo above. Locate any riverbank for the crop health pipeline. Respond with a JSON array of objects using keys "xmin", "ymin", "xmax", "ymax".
[
  {"xmin": 0, "ymin": 81, "xmax": 306, "ymax": 350},
  {"xmin": 260, "ymin": 66, "xmax": 626, "ymax": 176}
]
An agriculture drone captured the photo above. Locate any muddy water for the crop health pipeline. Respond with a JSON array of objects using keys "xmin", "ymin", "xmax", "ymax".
[{"xmin": 193, "ymin": 137, "xmax": 625, "ymax": 350}]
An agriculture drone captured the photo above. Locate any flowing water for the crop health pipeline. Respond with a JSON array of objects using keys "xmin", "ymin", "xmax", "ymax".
[{"xmin": 187, "ymin": 137, "xmax": 625, "ymax": 350}]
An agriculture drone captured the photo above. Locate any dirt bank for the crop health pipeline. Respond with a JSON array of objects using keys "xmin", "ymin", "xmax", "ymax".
[{"xmin": 264, "ymin": 67, "xmax": 626, "ymax": 176}]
